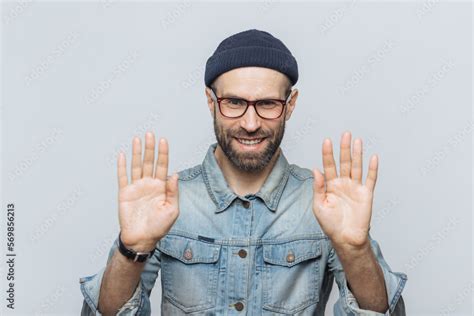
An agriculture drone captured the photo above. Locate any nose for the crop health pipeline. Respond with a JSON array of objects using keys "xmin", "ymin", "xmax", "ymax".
[{"xmin": 239, "ymin": 104, "xmax": 261, "ymax": 132}]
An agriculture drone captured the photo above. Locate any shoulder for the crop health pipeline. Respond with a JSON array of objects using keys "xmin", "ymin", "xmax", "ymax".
[
  {"xmin": 288, "ymin": 164, "xmax": 314, "ymax": 182},
  {"xmin": 176, "ymin": 164, "xmax": 202, "ymax": 181}
]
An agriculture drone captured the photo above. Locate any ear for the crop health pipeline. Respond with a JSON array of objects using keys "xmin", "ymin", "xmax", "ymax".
[
  {"xmin": 284, "ymin": 88, "xmax": 299, "ymax": 121},
  {"xmin": 205, "ymin": 86, "xmax": 215, "ymax": 118}
]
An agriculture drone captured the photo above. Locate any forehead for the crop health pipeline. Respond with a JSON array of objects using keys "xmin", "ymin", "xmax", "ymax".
[{"xmin": 214, "ymin": 67, "xmax": 289, "ymax": 98}]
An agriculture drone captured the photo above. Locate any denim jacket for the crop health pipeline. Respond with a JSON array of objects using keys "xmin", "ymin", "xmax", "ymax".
[{"xmin": 80, "ymin": 142, "xmax": 407, "ymax": 315}]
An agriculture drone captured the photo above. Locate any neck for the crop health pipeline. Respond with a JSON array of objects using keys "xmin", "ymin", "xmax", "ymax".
[{"xmin": 214, "ymin": 145, "xmax": 280, "ymax": 197}]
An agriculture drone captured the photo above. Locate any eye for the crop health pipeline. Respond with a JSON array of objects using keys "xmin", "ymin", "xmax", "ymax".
[
  {"xmin": 223, "ymin": 98, "xmax": 246, "ymax": 107},
  {"xmin": 229, "ymin": 98, "xmax": 245, "ymax": 105},
  {"xmin": 257, "ymin": 100, "xmax": 279, "ymax": 108}
]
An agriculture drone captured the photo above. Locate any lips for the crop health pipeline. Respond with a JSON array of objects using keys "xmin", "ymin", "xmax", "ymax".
[
  {"xmin": 238, "ymin": 139, "xmax": 263, "ymax": 145},
  {"xmin": 235, "ymin": 137, "xmax": 266, "ymax": 146}
]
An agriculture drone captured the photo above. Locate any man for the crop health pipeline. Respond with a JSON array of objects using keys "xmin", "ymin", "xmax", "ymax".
[{"xmin": 80, "ymin": 29, "xmax": 407, "ymax": 315}]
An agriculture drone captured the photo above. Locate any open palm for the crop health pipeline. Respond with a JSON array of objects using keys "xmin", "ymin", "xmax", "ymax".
[
  {"xmin": 312, "ymin": 131, "xmax": 378, "ymax": 249},
  {"xmin": 117, "ymin": 132, "xmax": 179, "ymax": 252}
]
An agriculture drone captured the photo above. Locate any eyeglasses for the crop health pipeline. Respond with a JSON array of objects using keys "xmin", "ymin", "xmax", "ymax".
[{"xmin": 210, "ymin": 88, "xmax": 291, "ymax": 120}]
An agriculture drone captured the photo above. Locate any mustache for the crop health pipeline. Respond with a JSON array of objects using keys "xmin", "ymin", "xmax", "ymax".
[
  {"xmin": 233, "ymin": 135, "xmax": 268, "ymax": 139},
  {"xmin": 230, "ymin": 131, "xmax": 269, "ymax": 139}
]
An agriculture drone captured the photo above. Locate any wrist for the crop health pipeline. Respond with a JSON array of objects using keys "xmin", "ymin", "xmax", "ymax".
[
  {"xmin": 118, "ymin": 232, "xmax": 156, "ymax": 262},
  {"xmin": 119, "ymin": 233, "xmax": 159, "ymax": 252},
  {"xmin": 329, "ymin": 226, "xmax": 371, "ymax": 253},
  {"xmin": 332, "ymin": 239, "xmax": 372, "ymax": 258}
]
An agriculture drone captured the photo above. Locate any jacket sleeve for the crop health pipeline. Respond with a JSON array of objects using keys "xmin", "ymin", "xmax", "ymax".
[
  {"xmin": 329, "ymin": 233, "xmax": 407, "ymax": 316},
  {"xmin": 79, "ymin": 236, "xmax": 161, "ymax": 315}
]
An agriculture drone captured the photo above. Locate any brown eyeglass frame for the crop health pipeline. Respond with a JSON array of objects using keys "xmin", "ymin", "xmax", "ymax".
[{"xmin": 210, "ymin": 87, "xmax": 292, "ymax": 120}]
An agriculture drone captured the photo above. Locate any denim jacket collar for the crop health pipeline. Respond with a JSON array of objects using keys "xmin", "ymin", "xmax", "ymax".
[{"xmin": 201, "ymin": 142, "xmax": 291, "ymax": 213}]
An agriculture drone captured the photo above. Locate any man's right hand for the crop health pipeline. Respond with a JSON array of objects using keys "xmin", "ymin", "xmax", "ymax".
[{"xmin": 117, "ymin": 131, "xmax": 179, "ymax": 252}]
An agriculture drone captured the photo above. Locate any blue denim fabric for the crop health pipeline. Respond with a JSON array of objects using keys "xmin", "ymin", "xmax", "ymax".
[{"xmin": 80, "ymin": 142, "xmax": 407, "ymax": 315}]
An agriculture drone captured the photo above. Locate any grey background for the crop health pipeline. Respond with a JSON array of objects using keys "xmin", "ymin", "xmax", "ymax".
[{"xmin": 1, "ymin": 1, "xmax": 472, "ymax": 315}]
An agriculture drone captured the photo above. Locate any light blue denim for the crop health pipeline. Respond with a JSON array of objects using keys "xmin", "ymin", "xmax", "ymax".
[{"xmin": 80, "ymin": 142, "xmax": 407, "ymax": 315}]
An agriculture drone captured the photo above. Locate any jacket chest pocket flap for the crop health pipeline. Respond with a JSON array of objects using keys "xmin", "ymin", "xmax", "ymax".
[
  {"xmin": 158, "ymin": 235, "xmax": 221, "ymax": 313},
  {"xmin": 262, "ymin": 239, "xmax": 322, "ymax": 314}
]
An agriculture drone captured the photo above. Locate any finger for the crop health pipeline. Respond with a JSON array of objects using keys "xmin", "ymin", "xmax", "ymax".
[
  {"xmin": 351, "ymin": 138, "xmax": 363, "ymax": 184},
  {"xmin": 154, "ymin": 138, "xmax": 169, "ymax": 181},
  {"xmin": 312, "ymin": 168, "xmax": 326, "ymax": 205},
  {"xmin": 322, "ymin": 138, "xmax": 338, "ymax": 181},
  {"xmin": 166, "ymin": 173, "xmax": 179, "ymax": 206},
  {"xmin": 365, "ymin": 154, "xmax": 379, "ymax": 191},
  {"xmin": 142, "ymin": 132, "xmax": 155, "ymax": 178},
  {"xmin": 131, "ymin": 137, "xmax": 142, "ymax": 183},
  {"xmin": 340, "ymin": 131, "xmax": 352, "ymax": 178},
  {"xmin": 117, "ymin": 152, "xmax": 128, "ymax": 189}
]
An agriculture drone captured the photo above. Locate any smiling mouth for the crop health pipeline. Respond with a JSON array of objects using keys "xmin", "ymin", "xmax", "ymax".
[{"xmin": 235, "ymin": 137, "xmax": 266, "ymax": 145}]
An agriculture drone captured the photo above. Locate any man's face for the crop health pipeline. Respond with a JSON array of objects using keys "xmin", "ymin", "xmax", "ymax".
[
  {"xmin": 213, "ymin": 103, "xmax": 286, "ymax": 173},
  {"xmin": 208, "ymin": 67, "xmax": 297, "ymax": 173}
]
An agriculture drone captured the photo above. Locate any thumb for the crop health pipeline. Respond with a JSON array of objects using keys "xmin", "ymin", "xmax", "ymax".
[
  {"xmin": 312, "ymin": 168, "xmax": 326, "ymax": 204},
  {"xmin": 166, "ymin": 173, "xmax": 179, "ymax": 206}
]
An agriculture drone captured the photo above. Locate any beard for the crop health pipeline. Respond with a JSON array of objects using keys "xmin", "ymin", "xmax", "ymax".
[{"xmin": 213, "ymin": 109, "xmax": 285, "ymax": 173}]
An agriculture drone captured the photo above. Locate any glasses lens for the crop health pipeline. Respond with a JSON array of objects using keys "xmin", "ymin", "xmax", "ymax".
[
  {"xmin": 220, "ymin": 98, "xmax": 247, "ymax": 117},
  {"xmin": 256, "ymin": 100, "xmax": 284, "ymax": 119}
]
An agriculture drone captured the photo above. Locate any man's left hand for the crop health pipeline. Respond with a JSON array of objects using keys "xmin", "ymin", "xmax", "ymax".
[{"xmin": 312, "ymin": 131, "xmax": 378, "ymax": 251}]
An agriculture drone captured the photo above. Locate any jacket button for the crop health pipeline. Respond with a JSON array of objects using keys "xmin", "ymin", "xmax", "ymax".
[
  {"xmin": 286, "ymin": 252, "xmax": 295, "ymax": 263},
  {"xmin": 238, "ymin": 249, "xmax": 247, "ymax": 258},
  {"xmin": 234, "ymin": 301, "xmax": 244, "ymax": 311},
  {"xmin": 183, "ymin": 248, "xmax": 193, "ymax": 260},
  {"xmin": 242, "ymin": 201, "xmax": 250, "ymax": 208}
]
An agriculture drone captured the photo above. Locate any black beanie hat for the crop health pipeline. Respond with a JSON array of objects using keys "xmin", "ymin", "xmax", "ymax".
[{"xmin": 204, "ymin": 29, "xmax": 298, "ymax": 88}]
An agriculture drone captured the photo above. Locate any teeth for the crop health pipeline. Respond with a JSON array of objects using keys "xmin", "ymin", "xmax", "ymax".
[{"xmin": 237, "ymin": 138, "xmax": 264, "ymax": 145}]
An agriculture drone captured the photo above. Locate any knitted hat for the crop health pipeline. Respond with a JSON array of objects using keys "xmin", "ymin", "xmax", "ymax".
[{"xmin": 204, "ymin": 29, "xmax": 298, "ymax": 88}]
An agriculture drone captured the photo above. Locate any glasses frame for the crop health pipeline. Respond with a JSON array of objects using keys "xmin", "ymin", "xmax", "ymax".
[{"xmin": 210, "ymin": 87, "xmax": 292, "ymax": 120}]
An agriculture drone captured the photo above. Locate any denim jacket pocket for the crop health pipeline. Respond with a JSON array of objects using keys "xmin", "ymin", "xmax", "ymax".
[
  {"xmin": 157, "ymin": 234, "xmax": 221, "ymax": 313},
  {"xmin": 262, "ymin": 239, "xmax": 322, "ymax": 314}
]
